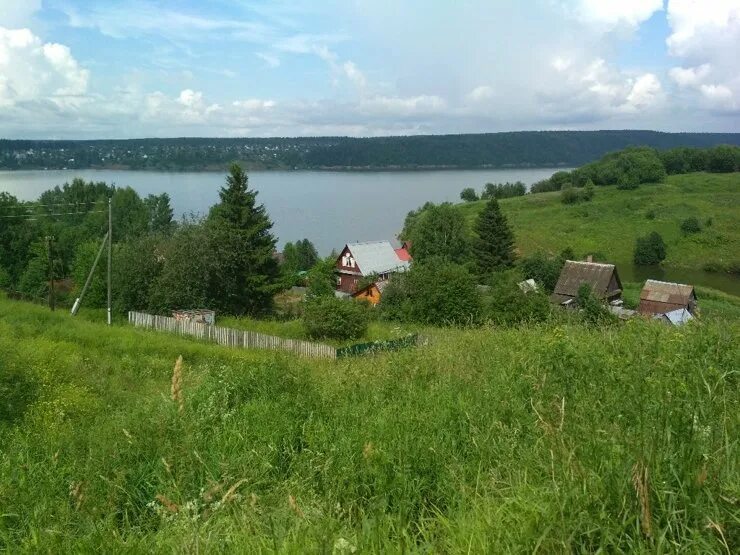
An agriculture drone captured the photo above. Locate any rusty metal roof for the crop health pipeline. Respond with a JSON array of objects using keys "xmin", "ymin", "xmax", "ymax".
[
  {"xmin": 553, "ymin": 260, "xmax": 622, "ymax": 299},
  {"xmin": 640, "ymin": 279, "xmax": 696, "ymax": 305}
]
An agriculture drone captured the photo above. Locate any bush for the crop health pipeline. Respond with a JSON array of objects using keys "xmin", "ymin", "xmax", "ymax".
[
  {"xmin": 482, "ymin": 273, "xmax": 550, "ymax": 326},
  {"xmin": 303, "ymin": 296, "xmax": 368, "ymax": 340},
  {"xmin": 380, "ymin": 261, "xmax": 481, "ymax": 326},
  {"xmin": 560, "ymin": 186, "xmax": 581, "ymax": 204},
  {"xmin": 459, "ymin": 187, "xmax": 479, "ymax": 202},
  {"xmin": 645, "ymin": 209, "xmax": 656, "ymax": 220},
  {"xmin": 0, "ymin": 366, "xmax": 38, "ymax": 424},
  {"xmin": 680, "ymin": 217, "xmax": 702, "ymax": 234},
  {"xmin": 633, "ymin": 231, "xmax": 667, "ymax": 265},
  {"xmin": 481, "ymin": 182, "xmax": 526, "ymax": 200},
  {"xmin": 576, "ymin": 284, "xmax": 616, "ymax": 326},
  {"xmin": 519, "ymin": 251, "xmax": 564, "ymax": 293},
  {"xmin": 582, "ymin": 180, "xmax": 595, "ymax": 201}
]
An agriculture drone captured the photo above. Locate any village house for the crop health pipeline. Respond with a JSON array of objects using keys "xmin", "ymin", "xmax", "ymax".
[
  {"xmin": 550, "ymin": 260, "xmax": 623, "ymax": 307},
  {"xmin": 638, "ymin": 279, "xmax": 697, "ymax": 316},
  {"xmin": 352, "ymin": 280, "xmax": 389, "ymax": 306},
  {"xmin": 335, "ymin": 240, "xmax": 411, "ymax": 294}
]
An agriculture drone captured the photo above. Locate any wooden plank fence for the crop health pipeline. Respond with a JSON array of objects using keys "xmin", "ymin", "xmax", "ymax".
[{"xmin": 128, "ymin": 311, "xmax": 337, "ymax": 359}]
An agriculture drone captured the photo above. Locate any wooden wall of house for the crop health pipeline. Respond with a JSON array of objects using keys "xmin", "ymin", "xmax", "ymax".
[{"xmin": 354, "ymin": 285, "xmax": 382, "ymax": 305}]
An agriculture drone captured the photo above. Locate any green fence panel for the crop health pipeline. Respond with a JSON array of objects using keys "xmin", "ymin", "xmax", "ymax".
[{"xmin": 336, "ymin": 334, "xmax": 419, "ymax": 359}]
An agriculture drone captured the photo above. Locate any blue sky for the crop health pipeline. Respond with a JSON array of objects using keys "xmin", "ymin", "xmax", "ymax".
[{"xmin": 1, "ymin": 0, "xmax": 738, "ymax": 138}]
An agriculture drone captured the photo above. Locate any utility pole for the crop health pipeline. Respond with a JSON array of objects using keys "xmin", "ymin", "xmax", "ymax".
[
  {"xmin": 71, "ymin": 232, "xmax": 108, "ymax": 316},
  {"xmin": 46, "ymin": 235, "xmax": 55, "ymax": 311},
  {"xmin": 107, "ymin": 197, "xmax": 112, "ymax": 326}
]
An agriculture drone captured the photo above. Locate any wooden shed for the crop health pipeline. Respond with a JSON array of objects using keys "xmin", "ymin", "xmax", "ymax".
[
  {"xmin": 638, "ymin": 280, "xmax": 697, "ymax": 315},
  {"xmin": 351, "ymin": 280, "xmax": 389, "ymax": 306},
  {"xmin": 550, "ymin": 260, "xmax": 623, "ymax": 306}
]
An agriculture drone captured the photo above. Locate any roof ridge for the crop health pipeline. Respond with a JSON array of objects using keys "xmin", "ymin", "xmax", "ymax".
[{"xmin": 565, "ymin": 260, "xmax": 615, "ymax": 267}]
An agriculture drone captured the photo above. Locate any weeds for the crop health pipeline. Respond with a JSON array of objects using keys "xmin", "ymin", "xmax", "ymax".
[{"xmin": 0, "ymin": 295, "xmax": 737, "ymax": 552}]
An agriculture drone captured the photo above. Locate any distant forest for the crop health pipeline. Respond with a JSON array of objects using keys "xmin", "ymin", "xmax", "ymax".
[{"xmin": 2, "ymin": 130, "xmax": 740, "ymax": 171}]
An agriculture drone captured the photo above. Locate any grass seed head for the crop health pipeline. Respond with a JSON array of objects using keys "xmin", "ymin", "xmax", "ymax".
[{"xmin": 171, "ymin": 355, "xmax": 184, "ymax": 414}]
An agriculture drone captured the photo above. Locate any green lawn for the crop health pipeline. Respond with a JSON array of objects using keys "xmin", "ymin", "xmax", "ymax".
[
  {"xmin": 1, "ymin": 294, "xmax": 738, "ymax": 552},
  {"xmin": 458, "ymin": 172, "xmax": 740, "ymax": 272}
]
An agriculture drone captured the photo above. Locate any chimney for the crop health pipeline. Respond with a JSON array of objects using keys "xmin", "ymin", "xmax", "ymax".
[{"xmin": 586, "ymin": 255, "xmax": 593, "ymax": 263}]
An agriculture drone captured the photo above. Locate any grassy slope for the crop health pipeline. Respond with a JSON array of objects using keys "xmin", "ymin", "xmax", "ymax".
[
  {"xmin": 457, "ymin": 172, "xmax": 740, "ymax": 271},
  {"xmin": 1, "ymin": 294, "xmax": 738, "ymax": 552}
]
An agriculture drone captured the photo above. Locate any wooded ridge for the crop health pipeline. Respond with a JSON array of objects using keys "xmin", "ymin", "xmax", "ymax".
[{"xmin": 2, "ymin": 130, "xmax": 740, "ymax": 171}]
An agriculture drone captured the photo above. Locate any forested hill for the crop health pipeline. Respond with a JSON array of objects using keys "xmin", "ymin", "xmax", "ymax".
[{"xmin": 2, "ymin": 130, "xmax": 740, "ymax": 171}]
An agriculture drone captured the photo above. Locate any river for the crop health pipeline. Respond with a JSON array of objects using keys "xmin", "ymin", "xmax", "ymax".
[{"xmin": 1, "ymin": 168, "xmax": 737, "ymax": 295}]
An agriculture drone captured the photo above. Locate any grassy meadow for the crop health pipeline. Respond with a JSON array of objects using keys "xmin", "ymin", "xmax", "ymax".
[
  {"xmin": 458, "ymin": 172, "xmax": 740, "ymax": 273},
  {"xmin": 1, "ymin": 293, "xmax": 738, "ymax": 552}
]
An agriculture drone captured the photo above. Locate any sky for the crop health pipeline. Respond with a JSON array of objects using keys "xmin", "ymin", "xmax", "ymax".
[{"xmin": 0, "ymin": 0, "xmax": 738, "ymax": 138}]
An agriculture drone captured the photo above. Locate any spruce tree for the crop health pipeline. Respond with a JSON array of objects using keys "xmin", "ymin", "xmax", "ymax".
[
  {"xmin": 207, "ymin": 163, "xmax": 279, "ymax": 315},
  {"xmin": 473, "ymin": 198, "xmax": 516, "ymax": 275}
]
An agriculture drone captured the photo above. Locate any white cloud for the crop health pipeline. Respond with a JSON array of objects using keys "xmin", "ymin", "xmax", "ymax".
[
  {"xmin": 0, "ymin": 27, "xmax": 89, "ymax": 108},
  {"xmin": 625, "ymin": 74, "xmax": 663, "ymax": 111},
  {"xmin": 572, "ymin": 0, "xmax": 664, "ymax": 29},
  {"xmin": 665, "ymin": 0, "xmax": 740, "ymax": 113},
  {"xmin": 669, "ymin": 64, "xmax": 712, "ymax": 87},
  {"xmin": 467, "ymin": 85, "xmax": 494, "ymax": 102},
  {"xmin": 359, "ymin": 94, "xmax": 446, "ymax": 116}
]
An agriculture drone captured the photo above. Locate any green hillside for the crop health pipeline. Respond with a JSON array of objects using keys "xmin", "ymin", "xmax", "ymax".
[
  {"xmin": 1, "ymin": 294, "xmax": 738, "ymax": 552},
  {"xmin": 457, "ymin": 172, "xmax": 739, "ymax": 274}
]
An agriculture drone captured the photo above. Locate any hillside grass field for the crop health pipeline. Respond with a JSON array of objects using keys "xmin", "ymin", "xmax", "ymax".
[
  {"xmin": 457, "ymin": 172, "xmax": 740, "ymax": 273},
  {"xmin": 1, "ymin": 293, "xmax": 738, "ymax": 552}
]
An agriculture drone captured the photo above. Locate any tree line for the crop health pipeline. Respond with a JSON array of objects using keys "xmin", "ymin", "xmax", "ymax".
[
  {"xmin": 2, "ymin": 131, "xmax": 739, "ymax": 171},
  {"xmin": 530, "ymin": 144, "xmax": 740, "ymax": 193},
  {"xmin": 0, "ymin": 165, "xmax": 317, "ymax": 317}
]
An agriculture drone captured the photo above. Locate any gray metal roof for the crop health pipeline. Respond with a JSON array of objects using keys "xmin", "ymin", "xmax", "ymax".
[
  {"xmin": 655, "ymin": 308, "xmax": 694, "ymax": 326},
  {"xmin": 346, "ymin": 241, "xmax": 410, "ymax": 276}
]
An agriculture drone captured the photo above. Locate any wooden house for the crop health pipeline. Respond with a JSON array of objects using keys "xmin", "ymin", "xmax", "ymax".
[
  {"xmin": 638, "ymin": 279, "xmax": 697, "ymax": 315},
  {"xmin": 550, "ymin": 260, "xmax": 623, "ymax": 306},
  {"xmin": 335, "ymin": 241, "xmax": 410, "ymax": 294},
  {"xmin": 352, "ymin": 280, "xmax": 389, "ymax": 305}
]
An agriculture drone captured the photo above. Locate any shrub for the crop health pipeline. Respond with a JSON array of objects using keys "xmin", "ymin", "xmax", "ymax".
[
  {"xmin": 633, "ymin": 232, "xmax": 667, "ymax": 265},
  {"xmin": 0, "ymin": 366, "xmax": 38, "ymax": 424},
  {"xmin": 377, "ymin": 272, "xmax": 411, "ymax": 321},
  {"xmin": 706, "ymin": 144, "xmax": 739, "ymax": 173},
  {"xmin": 381, "ymin": 261, "xmax": 481, "ymax": 326},
  {"xmin": 303, "ymin": 296, "xmax": 368, "ymax": 340},
  {"xmin": 519, "ymin": 251, "xmax": 564, "ymax": 293},
  {"xmin": 680, "ymin": 217, "xmax": 702, "ymax": 234},
  {"xmin": 459, "ymin": 187, "xmax": 479, "ymax": 202},
  {"xmin": 481, "ymin": 182, "xmax": 526, "ymax": 200},
  {"xmin": 482, "ymin": 273, "xmax": 551, "ymax": 326},
  {"xmin": 576, "ymin": 283, "xmax": 616, "ymax": 326},
  {"xmin": 616, "ymin": 170, "xmax": 640, "ymax": 190},
  {"xmin": 560, "ymin": 186, "xmax": 581, "ymax": 204},
  {"xmin": 0, "ymin": 265, "xmax": 10, "ymax": 289},
  {"xmin": 582, "ymin": 180, "xmax": 595, "ymax": 201},
  {"xmin": 645, "ymin": 209, "xmax": 656, "ymax": 220}
]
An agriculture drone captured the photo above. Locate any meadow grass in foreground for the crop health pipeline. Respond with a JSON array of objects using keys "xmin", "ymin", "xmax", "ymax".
[{"xmin": 0, "ymin": 294, "xmax": 738, "ymax": 552}]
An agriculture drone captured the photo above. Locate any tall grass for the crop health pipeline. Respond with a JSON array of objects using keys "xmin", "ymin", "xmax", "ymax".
[{"xmin": 0, "ymin": 295, "xmax": 737, "ymax": 552}]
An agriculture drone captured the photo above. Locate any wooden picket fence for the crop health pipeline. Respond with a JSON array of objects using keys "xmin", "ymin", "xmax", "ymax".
[{"xmin": 128, "ymin": 311, "xmax": 337, "ymax": 359}]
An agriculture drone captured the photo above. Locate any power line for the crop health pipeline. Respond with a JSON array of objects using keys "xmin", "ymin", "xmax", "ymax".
[
  {"xmin": 0, "ymin": 210, "xmax": 106, "ymax": 219},
  {"xmin": 0, "ymin": 200, "xmax": 107, "ymax": 211}
]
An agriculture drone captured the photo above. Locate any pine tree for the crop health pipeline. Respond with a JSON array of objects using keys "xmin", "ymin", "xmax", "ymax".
[
  {"xmin": 207, "ymin": 163, "xmax": 280, "ymax": 315},
  {"xmin": 473, "ymin": 198, "xmax": 516, "ymax": 275}
]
